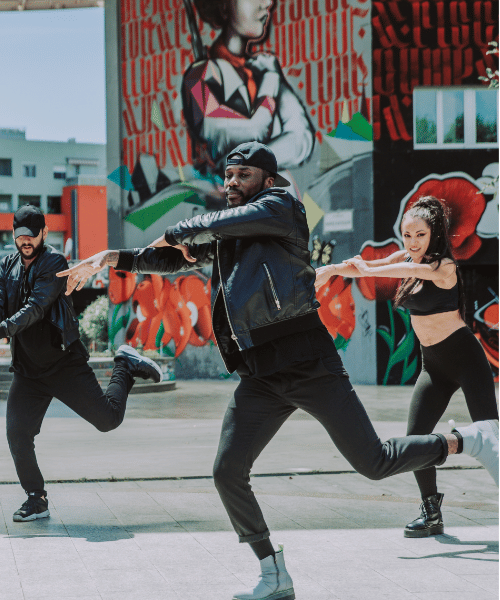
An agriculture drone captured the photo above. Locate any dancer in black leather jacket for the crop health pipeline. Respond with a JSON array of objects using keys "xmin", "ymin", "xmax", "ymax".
[
  {"xmin": 114, "ymin": 184, "xmax": 320, "ymax": 373},
  {"xmin": 4, "ymin": 206, "xmax": 162, "ymax": 524},
  {"xmin": 60, "ymin": 143, "xmax": 497, "ymax": 600}
]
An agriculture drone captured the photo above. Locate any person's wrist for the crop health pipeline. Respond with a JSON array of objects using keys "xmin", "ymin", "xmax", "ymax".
[{"xmin": 104, "ymin": 250, "xmax": 119, "ymax": 267}]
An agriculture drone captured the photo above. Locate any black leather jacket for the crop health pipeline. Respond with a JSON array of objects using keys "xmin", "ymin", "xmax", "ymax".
[
  {"xmin": 116, "ymin": 188, "xmax": 320, "ymax": 372},
  {"xmin": 0, "ymin": 245, "xmax": 81, "ymax": 357}
]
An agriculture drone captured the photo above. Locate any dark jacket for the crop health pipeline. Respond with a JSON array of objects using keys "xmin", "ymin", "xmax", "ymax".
[
  {"xmin": 116, "ymin": 188, "xmax": 320, "ymax": 372},
  {"xmin": 0, "ymin": 245, "xmax": 81, "ymax": 357}
]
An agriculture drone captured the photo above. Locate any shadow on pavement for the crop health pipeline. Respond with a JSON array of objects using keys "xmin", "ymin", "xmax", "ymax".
[{"xmin": 399, "ymin": 533, "xmax": 498, "ymax": 561}]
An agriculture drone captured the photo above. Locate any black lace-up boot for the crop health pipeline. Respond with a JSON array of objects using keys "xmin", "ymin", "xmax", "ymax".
[{"xmin": 404, "ymin": 493, "xmax": 444, "ymax": 538}]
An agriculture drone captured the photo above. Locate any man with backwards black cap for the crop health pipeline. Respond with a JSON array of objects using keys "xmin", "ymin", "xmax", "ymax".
[
  {"xmin": 2, "ymin": 205, "xmax": 163, "ymax": 523},
  {"xmin": 60, "ymin": 143, "xmax": 498, "ymax": 600}
]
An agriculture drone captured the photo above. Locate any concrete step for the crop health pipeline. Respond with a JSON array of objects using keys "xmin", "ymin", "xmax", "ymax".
[{"xmin": 0, "ymin": 355, "xmax": 175, "ymax": 398}]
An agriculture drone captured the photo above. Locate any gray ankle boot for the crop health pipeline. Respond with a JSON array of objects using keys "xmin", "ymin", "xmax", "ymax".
[{"xmin": 233, "ymin": 545, "xmax": 295, "ymax": 600}]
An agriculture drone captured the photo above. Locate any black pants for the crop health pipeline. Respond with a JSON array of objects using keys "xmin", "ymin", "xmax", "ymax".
[
  {"xmin": 6, "ymin": 356, "xmax": 134, "ymax": 494},
  {"xmin": 213, "ymin": 357, "xmax": 448, "ymax": 543},
  {"xmin": 407, "ymin": 326, "xmax": 499, "ymax": 498}
]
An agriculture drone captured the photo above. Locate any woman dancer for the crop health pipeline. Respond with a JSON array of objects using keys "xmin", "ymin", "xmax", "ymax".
[{"xmin": 316, "ymin": 196, "xmax": 499, "ymax": 537}]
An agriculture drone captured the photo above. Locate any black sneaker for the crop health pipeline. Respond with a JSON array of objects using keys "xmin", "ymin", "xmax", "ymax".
[
  {"xmin": 13, "ymin": 493, "xmax": 50, "ymax": 522},
  {"xmin": 114, "ymin": 345, "xmax": 163, "ymax": 383}
]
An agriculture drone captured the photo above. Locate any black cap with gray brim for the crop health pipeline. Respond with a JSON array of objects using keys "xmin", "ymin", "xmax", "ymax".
[
  {"xmin": 13, "ymin": 205, "xmax": 45, "ymax": 239},
  {"xmin": 226, "ymin": 142, "xmax": 291, "ymax": 187}
]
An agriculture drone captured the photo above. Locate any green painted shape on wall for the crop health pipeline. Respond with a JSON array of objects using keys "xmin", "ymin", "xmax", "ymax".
[
  {"xmin": 347, "ymin": 113, "xmax": 373, "ymax": 141},
  {"xmin": 125, "ymin": 190, "xmax": 198, "ymax": 231}
]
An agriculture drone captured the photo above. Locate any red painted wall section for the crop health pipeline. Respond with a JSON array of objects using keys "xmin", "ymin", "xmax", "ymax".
[
  {"xmin": 76, "ymin": 186, "xmax": 108, "ymax": 259},
  {"xmin": 61, "ymin": 185, "xmax": 108, "ymax": 259}
]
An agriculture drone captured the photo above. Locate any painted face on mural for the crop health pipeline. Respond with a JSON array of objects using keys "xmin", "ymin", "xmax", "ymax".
[
  {"xmin": 224, "ymin": 165, "xmax": 273, "ymax": 207},
  {"xmin": 227, "ymin": 0, "xmax": 273, "ymax": 40},
  {"xmin": 401, "ymin": 216, "xmax": 431, "ymax": 263}
]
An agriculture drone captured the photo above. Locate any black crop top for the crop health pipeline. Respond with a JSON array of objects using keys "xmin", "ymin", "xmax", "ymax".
[{"xmin": 402, "ymin": 279, "xmax": 459, "ymax": 316}]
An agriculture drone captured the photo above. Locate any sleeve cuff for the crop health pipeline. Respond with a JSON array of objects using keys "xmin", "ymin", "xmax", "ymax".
[
  {"xmin": 164, "ymin": 227, "xmax": 178, "ymax": 246},
  {"xmin": 115, "ymin": 250, "xmax": 135, "ymax": 272}
]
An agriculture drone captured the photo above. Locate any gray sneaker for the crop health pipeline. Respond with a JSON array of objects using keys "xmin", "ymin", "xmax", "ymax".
[{"xmin": 114, "ymin": 345, "xmax": 163, "ymax": 383}]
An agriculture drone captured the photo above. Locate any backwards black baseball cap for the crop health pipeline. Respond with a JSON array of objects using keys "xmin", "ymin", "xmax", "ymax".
[
  {"xmin": 226, "ymin": 142, "xmax": 291, "ymax": 187},
  {"xmin": 13, "ymin": 205, "xmax": 45, "ymax": 239}
]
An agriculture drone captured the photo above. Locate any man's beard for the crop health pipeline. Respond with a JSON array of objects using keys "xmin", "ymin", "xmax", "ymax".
[
  {"xmin": 225, "ymin": 179, "xmax": 268, "ymax": 207},
  {"xmin": 15, "ymin": 238, "xmax": 44, "ymax": 261}
]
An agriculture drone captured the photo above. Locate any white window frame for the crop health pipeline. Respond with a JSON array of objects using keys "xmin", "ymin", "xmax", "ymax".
[{"xmin": 414, "ymin": 87, "xmax": 498, "ymax": 150}]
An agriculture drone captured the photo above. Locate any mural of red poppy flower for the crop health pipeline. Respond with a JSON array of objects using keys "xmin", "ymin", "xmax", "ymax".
[
  {"xmin": 108, "ymin": 269, "xmax": 136, "ymax": 305},
  {"xmin": 398, "ymin": 176, "xmax": 486, "ymax": 261},
  {"xmin": 316, "ymin": 276, "xmax": 356, "ymax": 343},
  {"xmin": 356, "ymin": 240, "xmax": 401, "ymax": 302}
]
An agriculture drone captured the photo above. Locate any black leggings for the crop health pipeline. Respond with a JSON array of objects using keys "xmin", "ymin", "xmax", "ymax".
[{"xmin": 407, "ymin": 326, "xmax": 498, "ymax": 498}]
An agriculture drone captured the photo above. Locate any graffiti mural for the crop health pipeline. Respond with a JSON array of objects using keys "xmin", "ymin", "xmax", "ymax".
[
  {"xmin": 371, "ymin": 0, "xmax": 499, "ymax": 384},
  {"xmin": 108, "ymin": 269, "xmax": 215, "ymax": 356},
  {"xmin": 106, "ymin": 0, "xmax": 498, "ymax": 381},
  {"xmin": 108, "ymin": 0, "xmax": 377, "ymax": 380}
]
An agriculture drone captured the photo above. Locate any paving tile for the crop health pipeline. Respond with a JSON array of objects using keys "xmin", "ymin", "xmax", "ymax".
[
  {"xmin": 414, "ymin": 593, "xmax": 497, "ymax": 600},
  {"xmin": 0, "ymin": 577, "xmax": 24, "ymax": 594},
  {"xmin": 169, "ymin": 581, "xmax": 245, "ymax": 600},
  {"xmin": 379, "ymin": 565, "xmax": 484, "ymax": 593},
  {"xmin": 19, "ymin": 573, "xmax": 99, "ymax": 598},
  {"xmin": 0, "ymin": 593, "xmax": 27, "ymax": 600},
  {"xmin": 88, "ymin": 568, "xmax": 170, "ymax": 593},
  {"xmin": 460, "ymin": 573, "xmax": 499, "ymax": 593},
  {"xmin": 101, "ymin": 592, "xmax": 179, "ymax": 600}
]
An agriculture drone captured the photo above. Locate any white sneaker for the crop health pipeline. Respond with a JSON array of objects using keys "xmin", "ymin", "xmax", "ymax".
[
  {"xmin": 233, "ymin": 545, "xmax": 295, "ymax": 600},
  {"xmin": 450, "ymin": 419, "xmax": 499, "ymax": 486}
]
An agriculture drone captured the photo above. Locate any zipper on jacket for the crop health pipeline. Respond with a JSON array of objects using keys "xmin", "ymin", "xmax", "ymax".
[
  {"xmin": 262, "ymin": 262, "xmax": 281, "ymax": 310},
  {"xmin": 216, "ymin": 242, "xmax": 242, "ymax": 351}
]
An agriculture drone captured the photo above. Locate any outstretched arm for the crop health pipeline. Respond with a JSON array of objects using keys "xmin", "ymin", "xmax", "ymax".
[
  {"xmin": 57, "ymin": 243, "xmax": 199, "ymax": 295},
  {"xmin": 315, "ymin": 250, "xmax": 408, "ymax": 290},
  {"xmin": 57, "ymin": 250, "xmax": 120, "ymax": 295},
  {"xmin": 315, "ymin": 263, "xmax": 363, "ymax": 291},
  {"xmin": 343, "ymin": 256, "xmax": 456, "ymax": 281}
]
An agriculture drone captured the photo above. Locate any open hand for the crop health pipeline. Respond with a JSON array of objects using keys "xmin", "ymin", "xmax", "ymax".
[
  {"xmin": 147, "ymin": 236, "xmax": 196, "ymax": 263},
  {"xmin": 56, "ymin": 250, "xmax": 110, "ymax": 295},
  {"xmin": 315, "ymin": 265, "xmax": 335, "ymax": 292}
]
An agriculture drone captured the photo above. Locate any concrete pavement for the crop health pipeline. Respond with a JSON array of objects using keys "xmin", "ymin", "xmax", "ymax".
[{"xmin": 0, "ymin": 380, "xmax": 497, "ymax": 599}]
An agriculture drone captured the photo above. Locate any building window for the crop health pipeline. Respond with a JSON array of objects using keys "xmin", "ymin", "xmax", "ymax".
[
  {"xmin": 23, "ymin": 164, "xmax": 36, "ymax": 178},
  {"xmin": 53, "ymin": 166, "xmax": 66, "ymax": 180},
  {"xmin": 0, "ymin": 195, "xmax": 12, "ymax": 213},
  {"xmin": 0, "ymin": 232, "xmax": 16, "ymax": 255},
  {"xmin": 0, "ymin": 159, "xmax": 12, "ymax": 177},
  {"xmin": 414, "ymin": 88, "xmax": 498, "ymax": 149},
  {"xmin": 47, "ymin": 196, "xmax": 62, "ymax": 214},
  {"xmin": 476, "ymin": 90, "xmax": 498, "ymax": 143},
  {"xmin": 18, "ymin": 195, "xmax": 41, "ymax": 209}
]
